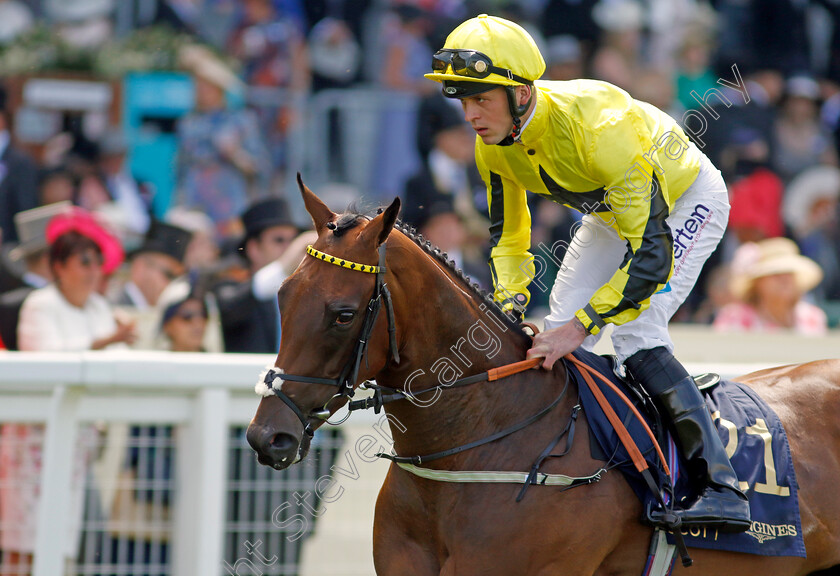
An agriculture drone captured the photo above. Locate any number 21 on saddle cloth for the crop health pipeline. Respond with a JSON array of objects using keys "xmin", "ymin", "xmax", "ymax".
[{"xmin": 568, "ymin": 349, "xmax": 805, "ymax": 558}]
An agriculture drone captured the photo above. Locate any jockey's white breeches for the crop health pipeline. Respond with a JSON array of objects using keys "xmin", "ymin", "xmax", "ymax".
[{"xmin": 544, "ymin": 150, "xmax": 730, "ymax": 364}]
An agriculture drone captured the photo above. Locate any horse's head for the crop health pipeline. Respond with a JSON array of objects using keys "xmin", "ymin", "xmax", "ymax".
[{"xmin": 247, "ymin": 175, "xmax": 401, "ymax": 469}]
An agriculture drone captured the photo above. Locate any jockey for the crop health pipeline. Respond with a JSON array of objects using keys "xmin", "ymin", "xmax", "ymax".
[{"xmin": 425, "ymin": 14, "xmax": 751, "ymax": 533}]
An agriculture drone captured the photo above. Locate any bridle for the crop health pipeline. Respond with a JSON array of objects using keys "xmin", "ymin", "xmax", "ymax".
[
  {"xmin": 261, "ymin": 242, "xmax": 400, "ymax": 439},
  {"xmin": 260, "ymin": 237, "xmax": 547, "ymax": 451}
]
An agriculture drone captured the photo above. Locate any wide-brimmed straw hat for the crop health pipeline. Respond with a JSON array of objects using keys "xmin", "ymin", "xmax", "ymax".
[
  {"xmin": 45, "ymin": 207, "xmax": 125, "ymax": 274},
  {"xmin": 729, "ymin": 237, "xmax": 823, "ymax": 300}
]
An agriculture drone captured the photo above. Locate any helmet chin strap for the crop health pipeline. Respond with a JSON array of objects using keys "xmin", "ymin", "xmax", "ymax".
[{"xmin": 496, "ymin": 84, "xmax": 533, "ymax": 147}]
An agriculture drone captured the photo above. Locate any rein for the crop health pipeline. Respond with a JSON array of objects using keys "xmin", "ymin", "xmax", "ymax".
[
  {"xmin": 375, "ymin": 361, "xmax": 568, "ymax": 466},
  {"xmin": 346, "ymin": 357, "xmax": 542, "ymax": 413}
]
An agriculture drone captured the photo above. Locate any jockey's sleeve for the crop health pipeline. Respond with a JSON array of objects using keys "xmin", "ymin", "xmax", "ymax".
[
  {"xmin": 480, "ymin": 164, "xmax": 535, "ymax": 308},
  {"xmin": 575, "ymin": 111, "xmax": 674, "ymax": 334}
]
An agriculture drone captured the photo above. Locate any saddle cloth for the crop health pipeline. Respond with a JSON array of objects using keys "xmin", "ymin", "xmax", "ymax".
[{"xmin": 567, "ymin": 349, "xmax": 806, "ymax": 558}]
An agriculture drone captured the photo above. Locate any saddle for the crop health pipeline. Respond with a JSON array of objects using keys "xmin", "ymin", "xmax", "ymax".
[{"xmin": 567, "ymin": 349, "xmax": 805, "ymax": 559}]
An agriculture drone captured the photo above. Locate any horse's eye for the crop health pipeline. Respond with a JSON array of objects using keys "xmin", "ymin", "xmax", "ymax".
[{"xmin": 336, "ymin": 311, "xmax": 355, "ymax": 325}]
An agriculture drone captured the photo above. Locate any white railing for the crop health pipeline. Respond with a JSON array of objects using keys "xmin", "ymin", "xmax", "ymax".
[{"xmin": 0, "ymin": 351, "xmax": 387, "ymax": 576}]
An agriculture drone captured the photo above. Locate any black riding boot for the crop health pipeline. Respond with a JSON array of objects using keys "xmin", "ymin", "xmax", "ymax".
[{"xmin": 625, "ymin": 347, "xmax": 751, "ymax": 533}]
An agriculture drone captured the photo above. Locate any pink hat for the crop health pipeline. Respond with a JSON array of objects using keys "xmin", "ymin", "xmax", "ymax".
[{"xmin": 46, "ymin": 207, "xmax": 125, "ymax": 274}]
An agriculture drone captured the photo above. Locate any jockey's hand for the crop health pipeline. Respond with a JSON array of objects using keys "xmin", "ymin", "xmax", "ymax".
[{"xmin": 526, "ymin": 318, "xmax": 588, "ymax": 370}]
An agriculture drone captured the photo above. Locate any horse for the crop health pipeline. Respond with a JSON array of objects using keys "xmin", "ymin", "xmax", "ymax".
[{"xmin": 247, "ymin": 177, "xmax": 840, "ymax": 575}]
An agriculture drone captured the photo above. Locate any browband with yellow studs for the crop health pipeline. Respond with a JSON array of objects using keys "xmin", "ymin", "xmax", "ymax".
[{"xmin": 306, "ymin": 245, "xmax": 384, "ymax": 274}]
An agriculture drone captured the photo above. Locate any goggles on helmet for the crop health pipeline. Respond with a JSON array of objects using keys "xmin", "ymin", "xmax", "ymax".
[{"xmin": 431, "ymin": 49, "xmax": 530, "ymax": 84}]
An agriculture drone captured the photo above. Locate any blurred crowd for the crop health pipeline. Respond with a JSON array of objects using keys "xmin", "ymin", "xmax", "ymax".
[{"xmin": 0, "ymin": 0, "xmax": 838, "ymax": 360}]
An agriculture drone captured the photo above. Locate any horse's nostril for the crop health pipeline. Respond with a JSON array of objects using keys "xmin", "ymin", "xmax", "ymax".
[{"xmin": 270, "ymin": 433, "xmax": 296, "ymax": 451}]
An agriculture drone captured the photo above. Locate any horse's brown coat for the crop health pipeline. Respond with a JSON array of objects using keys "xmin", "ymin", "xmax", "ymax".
[{"xmin": 247, "ymin": 180, "xmax": 840, "ymax": 575}]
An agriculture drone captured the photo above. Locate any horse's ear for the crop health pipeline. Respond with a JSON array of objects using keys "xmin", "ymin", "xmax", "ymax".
[
  {"xmin": 360, "ymin": 197, "xmax": 401, "ymax": 248},
  {"xmin": 298, "ymin": 173, "xmax": 336, "ymax": 234}
]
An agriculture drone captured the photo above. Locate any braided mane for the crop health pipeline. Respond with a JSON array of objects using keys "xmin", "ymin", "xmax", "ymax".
[{"xmin": 328, "ymin": 210, "xmax": 526, "ymax": 336}]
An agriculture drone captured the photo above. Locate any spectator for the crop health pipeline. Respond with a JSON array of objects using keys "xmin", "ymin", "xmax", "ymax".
[
  {"xmin": 783, "ymin": 165, "xmax": 840, "ymax": 300},
  {"xmin": 590, "ymin": 0, "xmax": 644, "ymax": 92},
  {"xmin": 631, "ymin": 68, "xmax": 681, "ymax": 119},
  {"xmin": 166, "ymin": 207, "xmax": 220, "ymax": 273},
  {"xmin": 713, "ymin": 237, "xmax": 827, "ymax": 335},
  {"xmin": 153, "ymin": 273, "xmax": 224, "ymax": 352},
  {"xmin": 214, "ymin": 197, "xmax": 311, "ymax": 353},
  {"xmin": 724, "ymin": 128, "xmax": 785, "ymax": 244},
  {"xmin": 2, "ymin": 208, "xmax": 130, "ymax": 576},
  {"xmin": 308, "ymin": 17, "xmax": 360, "ymax": 92},
  {"xmin": 750, "ymin": 0, "xmax": 810, "ymax": 75},
  {"xmin": 544, "ymin": 35, "xmax": 584, "ymax": 82},
  {"xmin": 403, "ymin": 92, "xmax": 488, "ymax": 285},
  {"xmin": 74, "ymin": 170, "xmax": 110, "ymax": 215},
  {"xmin": 98, "ymin": 129, "xmax": 152, "ymax": 250},
  {"xmin": 701, "ymin": 68, "xmax": 782, "ymax": 174},
  {"xmin": 308, "ymin": 16, "xmax": 362, "ymax": 179},
  {"xmin": 111, "ymin": 221, "xmax": 191, "ymax": 310},
  {"xmin": 540, "ymin": 0, "xmax": 600, "ymax": 55},
  {"xmin": 17, "ymin": 207, "xmax": 133, "ymax": 351},
  {"xmin": 0, "ymin": 202, "xmax": 71, "ymax": 350},
  {"xmin": 109, "ymin": 221, "xmax": 192, "ymax": 350},
  {"xmin": 405, "ymin": 192, "xmax": 488, "ymax": 286},
  {"xmin": 0, "ymin": 84, "xmax": 40, "ymax": 244},
  {"xmin": 379, "ymin": 5, "xmax": 435, "ymax": 95},
  {"xmin": 176, "ymin": 44, "xmax": 271, "ymax": 239},
  {"xmin": 38, "ymin": 167, "xmax": 77, "ymax": 207},
  {"xmin": 158, "ymin": 280, "xmax": 211, "ymax": 352},
  {"xmin": 226, "ymin": 0, "xmax": 309, "ymax": 183},
  {"xmin": 303, "ymin": 0, "xmax": 370, "ymax": 43},
  {"xmin": 1, "ymin": 202, "xmax": 70, "ymax": 293},
  {"xmin": 227, "ymin": 0, "xmax": 310, "ymax": 90},
  {"xmin": 374, "ymin": 5, "xmax": 436, "ymax": 198},
  {"xmin": 675, "ymin": 33, "xmax": 718, "ymax": 112},
  {"xmin": 772, "ymin": 75, "xmax": 837, "ymax": 183},
  {"xmin": 648, "ymin": 0, "xmax": 715, "ymax": 73}
]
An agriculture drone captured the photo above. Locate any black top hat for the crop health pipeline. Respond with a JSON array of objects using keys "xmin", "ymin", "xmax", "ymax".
[
  {"xmin": 132, "ymin": 221, "xmax": 193, "ymax": 263},
  {"xmin": 240, "ymin": 197, "xmax": 300, "ymax": 244}
]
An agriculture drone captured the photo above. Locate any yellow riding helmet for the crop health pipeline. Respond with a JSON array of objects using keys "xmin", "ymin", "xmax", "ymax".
[{"xmin": 424, "ymin": 14, "xmax": 546, "ymax": 88}]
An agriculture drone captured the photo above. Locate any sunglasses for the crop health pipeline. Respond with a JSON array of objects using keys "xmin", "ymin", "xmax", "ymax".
[
  {"xmin": 78, "ymin": 252, "xmax": 104, "ymax": 268},
  {"xmin": 431, "ymin": 49, "xmax": 529, "ymax": 84}
]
